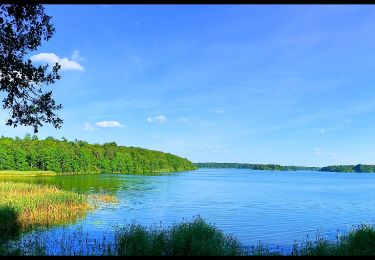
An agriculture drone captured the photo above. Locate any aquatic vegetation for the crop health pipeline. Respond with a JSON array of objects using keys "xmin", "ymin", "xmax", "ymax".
[
  {"xmin": 1, "ymin": 217, "xmax": 245, "ymax": 256},
  {"xmin": 2, "ymin": 218, "xmax": 375, "ymax": 256},
  {"xmin": 0, "ymin": 182, "xmax": 91, "ymax": 240},
  {"xmin": 114, "ymin": 216, "xmax": 244, "ymax": 256},
  {"xmin": 0, "ymin": 171, "xmax": 57, "ymax": 177},
  {"xmin": 89, "ymin": 194, "xmax": 118, "ymax": 204},
  {"xmin": 291, "ymin": 224, "xmax": 375, "ymax": 256}
]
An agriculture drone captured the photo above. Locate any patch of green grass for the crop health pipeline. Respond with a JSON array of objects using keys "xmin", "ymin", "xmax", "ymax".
[
  {"xmin": 292, "ymin": 224, "xmax": 375, "ymax": 256},
  {"xmin": 3, "ymin": 213, "xmax": 375, "ymax": 256},
  {"xmin": 115, "ymin": 216, "xmax": 244, "ymax": 256},
  {"xmin": 338, "ymin": 224, "xmax": 375, "ymax": 255}
]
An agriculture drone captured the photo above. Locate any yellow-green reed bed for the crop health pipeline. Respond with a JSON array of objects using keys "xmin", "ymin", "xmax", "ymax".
[
  {"xmin": 90, "ymin": 194, "xmax": 118, "ymax": 204},
  {"xmin": 0, "ymin": 182, "xmax": 91, "ymax": 239},
  {"xmin": 0, "ymin": 170, "xmax": 57, "ymax": 177}
]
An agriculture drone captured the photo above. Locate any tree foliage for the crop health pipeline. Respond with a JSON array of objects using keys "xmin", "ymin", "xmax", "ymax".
[
  {"xmin": 0, "ymin": 135, "xmax": 197, "ymax": 174},
  {"xmin": 320, "ymin": 164, "xmax": 375, "ymax": 173},
  {"xmin": 0, "ymin": 4, "xmax": 62, "ymax": 133}
]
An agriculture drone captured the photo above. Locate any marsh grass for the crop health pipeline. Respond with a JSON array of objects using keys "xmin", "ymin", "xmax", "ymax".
[
  {"xmin": 2, "ymin": 218, "xmax": 375, "ymax": 256},
  {"xmin": 291, "ymin": 224, "xmax": 375, "ymax": 256},
  {"xmin": 0, "ymin": 170, "xmax": 57, "ymax": 177},
  {"xmin": 115, "ymin": 216, "xmax": 244, "ymax": 256},
  {"xmin": 89, "ymin": 194, "xmax": 118, "ymax": 204},
  {"xmin": 0, "ymin": 182, "xmax": 91, "ymax": 239}
]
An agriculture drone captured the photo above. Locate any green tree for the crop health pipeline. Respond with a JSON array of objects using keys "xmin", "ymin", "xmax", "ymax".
[
  {"xmin": 0, "ymin": 135, "xmax": 197, "ymax": 174},
  {"xmin": 0, "ymin": 4, "xmax": 62, "ymax": 133}
]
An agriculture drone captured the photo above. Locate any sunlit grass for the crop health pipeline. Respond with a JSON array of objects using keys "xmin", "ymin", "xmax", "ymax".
[
  {"xmin": 0, "ymin": 182, "xmax": 91, "ymax": 239},
  {"xmin": 89, "ymin": 194, "xmax": 118, "ymax": 204},
  {"xmin": 0, "ymin": 170, "xmax": 57, "ymax": 177}
]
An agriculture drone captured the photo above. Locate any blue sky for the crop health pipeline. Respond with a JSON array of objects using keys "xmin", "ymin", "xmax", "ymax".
[{"xmin": 1, "ymin": 4, "xmax": 375, "ymax": 166}]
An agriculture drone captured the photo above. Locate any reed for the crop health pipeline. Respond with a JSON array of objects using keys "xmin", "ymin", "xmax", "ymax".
[
  {"xmin": 3, "ymin": 217, "xmax": 375, "ymax": 256},
  {"xmin": 0, "ymin": 170, "xmax": 57, "ymax": 177},
  {"xmin": 0, "ymin": 182, "xmax": 91, "ymax": 239}
]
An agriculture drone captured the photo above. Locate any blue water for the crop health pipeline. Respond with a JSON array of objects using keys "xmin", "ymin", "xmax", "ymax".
[{"xmin": 8, "ymin": 168, "xmax": 375, "ymax": 253}]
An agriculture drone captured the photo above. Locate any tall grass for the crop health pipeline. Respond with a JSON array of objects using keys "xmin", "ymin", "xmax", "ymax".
[
  {"xmin": 291, "ymin": 224, "xmax": 375, "ymax": 256},
  {"xmin": 2, "ymin": 217, "xmax": 375, "ymax": 256},
  {"xmin": 115, "ymin": 216, "xmax": 244, "ymax": 256},
  {"xmin": 0, "ymin": 170, "xmax": 57, "ymax": 177},
  {"xmin": 0, "ymin": 182, "xmax": 91, "ymax": 240}
]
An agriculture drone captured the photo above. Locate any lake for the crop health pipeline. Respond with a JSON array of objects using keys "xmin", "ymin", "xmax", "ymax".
[{"xmin": 3, "ymin": 168, "xmax": 375, "ymax": 253}]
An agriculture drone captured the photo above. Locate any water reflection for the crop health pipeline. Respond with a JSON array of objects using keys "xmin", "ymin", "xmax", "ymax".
[{"xmin": 0, "ymin": 174, "xmax": 150, "ymax": 194}]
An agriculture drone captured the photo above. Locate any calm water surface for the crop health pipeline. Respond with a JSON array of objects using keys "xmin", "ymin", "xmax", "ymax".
[{"xmin": 3, "ymin": 168, "xmax": 375, "ymax": 252}]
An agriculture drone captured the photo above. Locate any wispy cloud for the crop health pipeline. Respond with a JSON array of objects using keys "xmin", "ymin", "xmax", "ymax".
[
  {"xmin": 82, "ymin": 123, "xmax": 95, "ymax": 131},
  {"xmin": 320, "ymin": 128, "xmax": 326, "ymax": 133},
  {"xmin": 71, "ymin": 50, "xmax": 85, "ymax": 62},
  {"xmin": 96, "ymin": 120, "xmax": 124, "ymax": 128},
  {"xmin": 146, "ymin": 115, "xmax": 167, "ymax": 124},
  {"xmin": 30, "ymin": 52, "xmax": 84, "ymax": 72},
  {"xmin": 314, "ymin": 147, "xmax": 321, "ymax": 156}
]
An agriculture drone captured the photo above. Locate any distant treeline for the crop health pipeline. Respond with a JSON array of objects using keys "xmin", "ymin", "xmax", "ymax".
[
  {"xmin": 196, "ymin": 162, "xmax": 375, "ymax": 173},
  {"xmin": 195, "ymin": 162, "xmax": 320, "ymax": 171},
  {"xmin": 0, "ymin": 135, "xmax": 197, "ymax": 174},
  {"xmin": 320, "ymin": 164, "xmax": 375, "ymax": 173}
]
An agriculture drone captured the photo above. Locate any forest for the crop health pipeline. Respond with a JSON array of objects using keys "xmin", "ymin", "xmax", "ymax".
[
  {"xmin": 0, "ymin": 135, "xmax": 197, "ymax": 174},
  {"xmin": 195, "ymin": 162, "xmax": 321, "ymax": 171},
  {"xmin": 320, "ymin": 164, "xmax": 375, "ymax": 173},
  {"xmin": 197, "ymin": 163, "xmax": 375, "ymax": 173}
]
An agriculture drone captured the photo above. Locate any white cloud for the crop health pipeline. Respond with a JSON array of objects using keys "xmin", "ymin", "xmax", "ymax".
[
  {"xmin": 30, "ymin": 53, "xmax": 59, "ymax": 63},
  {"xmin": 82, "ymin": 123, "xmax": 95, "ymax": 131},
  {"xmin": 314, "ymin": 147, "xmax": 321, "ymax": 156},
  {"xmin": 96, "ymin": 121, "xmax": 124, "ymax": 128},
  {"xmin": 146, "ymin": 115, "xmax": 167, "ymax": 124},
  {"xmin": 30, "ymin": 52, "xmax": 84, "ymax": 72},
  {"xmin": 320, "ymin": 128, "xmax": 326, "ymax": 133},
  {"xmin": 71, "ymin": 50, "xmax": 85, "ymax": 62}
]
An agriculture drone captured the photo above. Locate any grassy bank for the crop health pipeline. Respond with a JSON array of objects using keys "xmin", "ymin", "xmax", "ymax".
[
  {"xmin": 0, "ymin": 182, "xmax": 91, "ymax": 241},
  {"xmin": 0, "ymin": 170, "xmax": 57, "ymax": 177},
  {"xmin": 290, "ymin": 224, "xmax": 375, "ymax": 256},
  {"xmin": 2, "ymin": 216, "xmax": 375, "ymax": 256},
  {"xmin": 115, "ymin": 216, "xmax": 243, "ymax": 256}
]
